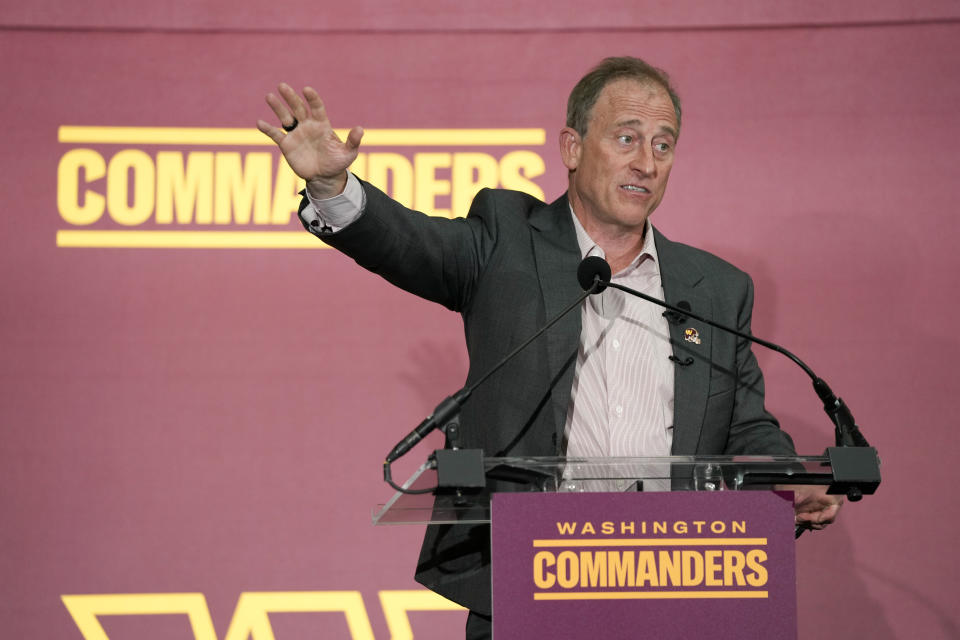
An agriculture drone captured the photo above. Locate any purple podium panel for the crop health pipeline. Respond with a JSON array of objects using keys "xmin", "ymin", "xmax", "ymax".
[{"xmin": 491, "ymin": 491, "xmax": 796, "ymax": 640}]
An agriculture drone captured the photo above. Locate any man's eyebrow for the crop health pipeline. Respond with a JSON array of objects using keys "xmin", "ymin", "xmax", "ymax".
[
  {"xmin": 660, "ymin": 125, "xmax": 678, "ymax": 140},
  {"xmin": 614, "ymin": 119, "xmax": 678, "ymax": 139}
]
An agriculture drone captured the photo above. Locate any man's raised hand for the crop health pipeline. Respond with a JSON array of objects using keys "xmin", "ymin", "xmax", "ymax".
[{"xmin": 256, "ymin": 84, "xmax": 363, "ymax": 200}]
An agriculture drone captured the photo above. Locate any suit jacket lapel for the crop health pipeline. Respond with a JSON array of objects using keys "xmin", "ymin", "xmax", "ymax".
[
  {"xmin": 530, "ymin": 194, "xmax": 582, "ymax": 452},
  {"xmin": 654, "ymin": 227, "xmax": 712, "ymax": 455}
]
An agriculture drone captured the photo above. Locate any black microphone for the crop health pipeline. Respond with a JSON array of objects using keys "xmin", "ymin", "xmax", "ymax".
[
  {"xmin": 577, "ymin": 255, "xmax": 612, "ymax": 293},
  {"xmin": 668, "ymin": 354, "xmax": 694, "ymax": 366},
  {"xmin": 579, "ymin": 257, "xmax": 872, "ymax": 455},
  {"xmin": 385, "ymin": 257, "xmax": 607, "ymax": 468},
  {"xmin": 663, "ymin": 300, "xmax": 691, "ymax": 325},
  {"xmin": 385, "ymin": 390, "xmax": 469, "ymax": 464}
]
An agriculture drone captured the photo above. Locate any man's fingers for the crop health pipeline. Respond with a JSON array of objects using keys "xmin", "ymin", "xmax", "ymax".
[
  {"xmin": 260, "ymin": 83, "xmax": 359, "ymax": 183},
  {"xmin": 256, "ymin": 119, "xmax": 285, "ymax": 144},
  {"xmin": 264, "ymin": 92, "xmax": 295, "ymax": 127},
  {"xmin": 278, "ymin": 83, "xmax": 309, "ymax": 122},
  {"xmin": 303, "ymin": 87, "xmax": 326, "ymax": 122},
  {"xmin": 345, "ymin": 126, "xmax": 364, "ymax": 150},
  {"xmin": 795, "ymin": 502, "xmax": 840, "ymax": 528}
]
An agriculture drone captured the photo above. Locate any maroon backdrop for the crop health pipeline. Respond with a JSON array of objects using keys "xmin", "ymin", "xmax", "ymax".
[{"xmin": 3, "ymin": 2, "xmax": 959, "ymax": 638}]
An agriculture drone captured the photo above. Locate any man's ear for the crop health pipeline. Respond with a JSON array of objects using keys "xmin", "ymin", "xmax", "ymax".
[{"xmin": 559, "ymin": 127, "xmax": 581, "ymax": 171}]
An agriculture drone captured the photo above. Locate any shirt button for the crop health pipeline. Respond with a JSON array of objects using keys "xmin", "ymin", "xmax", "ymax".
[
  {"xmin": 612, "ymin": 339, "xmax": 621, "ymax": 351},
  {"xmin": 615, "ymin": 405, "xmax": 624, "ymax": 417}
]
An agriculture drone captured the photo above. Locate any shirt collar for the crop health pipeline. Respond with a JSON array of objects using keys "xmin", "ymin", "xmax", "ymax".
[{"xmin": 568, "ymin": 205, "xmax": 659, "ymax": 276}]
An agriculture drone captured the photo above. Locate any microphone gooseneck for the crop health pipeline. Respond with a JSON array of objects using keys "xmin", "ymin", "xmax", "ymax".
[{"xmin": 581, "ymin": 257, "xmax": 871, "ymax": 453}]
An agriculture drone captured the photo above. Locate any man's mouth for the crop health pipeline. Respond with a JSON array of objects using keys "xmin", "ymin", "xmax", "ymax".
[{"xmin": 621, "ymin": 185, "xmax": 650, "ymax": 193}]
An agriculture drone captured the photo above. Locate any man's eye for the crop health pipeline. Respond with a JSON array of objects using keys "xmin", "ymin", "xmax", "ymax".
[
  {"xmin": 617, "ymin": 135, "xmax": 633, "ymax": 144},
  {"xmin": 654, "ymin": 142, "xmax": 671, "ymax": 152}
]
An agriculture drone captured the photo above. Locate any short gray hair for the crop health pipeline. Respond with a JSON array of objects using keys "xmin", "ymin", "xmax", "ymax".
[{"xmin": 566, "ymin": 56, "xmax": 682, "ymax": 138}]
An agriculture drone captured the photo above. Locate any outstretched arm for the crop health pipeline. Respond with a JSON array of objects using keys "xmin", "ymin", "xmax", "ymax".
[{"xmin": 257, "ymin": 83, "xmax": 364, "ymax": 200}]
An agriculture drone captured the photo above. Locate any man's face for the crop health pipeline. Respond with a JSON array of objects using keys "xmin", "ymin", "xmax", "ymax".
[{"xmin": 561, "ymin": 79, "xmax": 678, "ymax": 235}]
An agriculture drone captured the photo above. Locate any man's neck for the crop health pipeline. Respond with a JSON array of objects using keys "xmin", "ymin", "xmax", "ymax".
[{"xmin": 572, "ymin": 212, "xmax": 648, "ymax": 274}]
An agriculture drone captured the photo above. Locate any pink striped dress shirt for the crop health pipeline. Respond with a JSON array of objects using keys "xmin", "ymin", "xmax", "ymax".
[{"xmin": 563, "ymin": 211, "xmax": 675, "ymax": 489}]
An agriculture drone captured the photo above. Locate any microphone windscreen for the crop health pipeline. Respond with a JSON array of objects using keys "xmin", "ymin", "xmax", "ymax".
[{"xmin": 577, "ymin": 256, "xmax": 612, "ymax": 293}]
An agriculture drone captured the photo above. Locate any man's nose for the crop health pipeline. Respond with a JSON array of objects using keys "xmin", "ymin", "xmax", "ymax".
[{"xmin": 629, "ymin": 145, "xmax": 656, "ymax": 176}]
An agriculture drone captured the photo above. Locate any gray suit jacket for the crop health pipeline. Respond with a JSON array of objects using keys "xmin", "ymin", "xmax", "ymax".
[{"xmin": 312, "ymin": 181, "xmax": 795, "ymax": 613}]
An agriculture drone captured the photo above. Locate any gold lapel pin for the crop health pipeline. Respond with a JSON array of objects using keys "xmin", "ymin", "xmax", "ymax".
[{"xmin": 684, "ymin": 328, "xmax": 701, "ymax": 345}]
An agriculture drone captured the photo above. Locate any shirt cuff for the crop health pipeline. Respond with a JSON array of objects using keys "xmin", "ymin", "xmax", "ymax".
[{"xmin": 299, "ymin": 172, "xmax": 366, "ymax": 234}]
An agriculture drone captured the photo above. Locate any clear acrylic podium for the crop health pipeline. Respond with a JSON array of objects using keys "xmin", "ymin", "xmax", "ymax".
[{"xmin": 373, "ymin": 449, "xmax": 880, "ymax": 525}]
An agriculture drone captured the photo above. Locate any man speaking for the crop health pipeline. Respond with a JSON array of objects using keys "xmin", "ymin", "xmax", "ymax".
[{"xmin": 258, "ymin": 56, "xmax": 841, "ymax": 638}]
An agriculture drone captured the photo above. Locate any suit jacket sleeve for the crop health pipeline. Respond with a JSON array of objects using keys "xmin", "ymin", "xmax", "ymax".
[{"xmin": 299, "ymin": 179, "xmax": 497, "ymax": 313}]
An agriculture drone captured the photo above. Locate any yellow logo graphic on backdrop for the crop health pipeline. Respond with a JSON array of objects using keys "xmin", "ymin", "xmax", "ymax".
[
  {"xmin": 62, "ymin": 590, "xmax": 464, "ymax": 640},
  {"xmin": 56, "ymin": 126, "xmax": 547, "ymax": 249}
]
